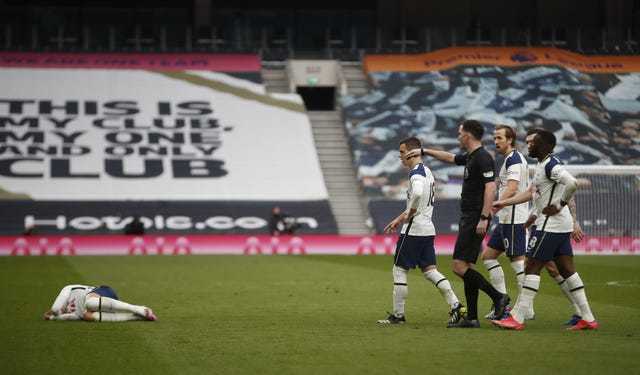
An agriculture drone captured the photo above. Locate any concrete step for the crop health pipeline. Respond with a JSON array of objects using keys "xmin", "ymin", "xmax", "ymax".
[
  {"xmin": 317, "ymin": 150, "xmax": 351, "ymax": 157},
  {"xmin": 312, "ymin": 129, "xmax": 346, "ymax": 136},
  {"xmin": 262, "ymin": 69, "xmax": 287, "ymax": 77},
  {"xmin": 318, "ymin": 153, "xmax": 352, "ymax": 159},
  {"xmin": 348, "ymin": 88, "xmax": 369, "ymax": 95},
  {"xmin": 335, "ymin": 219, "xmax": 368, "ymax": 227},
  {"xmin": 334, "ymin": 212, "xmax": 368, "ymax": 219},
  {"xmin": 312, "ymin": 134, "xmax": 348, "ymax": 142},
  {"xmin": 313, "ymin": 126, "xmax": 345, "ymax": 132},
  {"xmin": 347, "ymin": 81, "xmax": 369, "ymax": 88},
  {"xmin": 315, "ymin": 141, "xmax": 350, "ymax": 149},
  {"xmin": 318, "ymin": 156, "xmax": 353, "ymax": 163},
  {"xmin": 310, "ymin": 118, "xmax": 343, "ymax": 123},
  {"xmin": 330, "ymin": 199, "xmax": 365, "ymax": 206},
  {"xmin": 309, "ymin": 117, "xmax": 342, "ymax": 123},
  {"xmin": 311, "ymin": 121, "xmax": 344, "ymax": 128},
  {"xmin": 316, "ymin": 142, "xmax": 350, "ymax": 148},
  {"xmin": 328, "ymin": 203, "xmax": 364, "ymax": 211},
  {"xmin": 307, "ymin": 111, "xmax": 341, "ymax": 119},
  {"xmin": 343, "ymin": 73, "xmax": 367, "ymax": 81},
  {"xmin": 333, "ymin": 209, "xmax": 368, "ymax": 218},
  {"xmin": 321, "ymin": 170, "xmax": 357, "ymax": 178},
  {"xmin": 311, "ymin": 121, "xmax": 345, "ymax": 128}
]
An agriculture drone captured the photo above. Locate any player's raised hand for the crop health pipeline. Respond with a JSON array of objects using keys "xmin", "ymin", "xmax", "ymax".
[
  {"xmin": 405, "ymin": 148, "xmax": 422, "ymax": 159},
  {"xmin": 476, "ymin": 219, "xmax": 488, "ymax": 237},
  {"xmin": 491, "ymin": 200, "xmax": 505, "ymax": 214},
  {"xmin": 384, "ymin": 218, "xmax": 401, "ymax": 234},
  {"xmin": 571, "ymin": 222, "xmax": 584, "ymax": 242},
  {"xmin": 542, "ymin": 204, "xmax": 561, "ymax": 216}
]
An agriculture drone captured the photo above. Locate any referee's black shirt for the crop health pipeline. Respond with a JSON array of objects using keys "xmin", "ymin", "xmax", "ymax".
[{"xmin": 454, "ymin": 146, "xmax": 496, "ymax": 213}]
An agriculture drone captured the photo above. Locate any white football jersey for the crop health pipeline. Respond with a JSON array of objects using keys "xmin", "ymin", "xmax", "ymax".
[
  {"xmin": 497, "ymin": 150, "xmax": 529, "ymax": 224},
  {"xmin": 532, "ymin": 155, "xmax": 574, "ymax": 233},
  {"xmin": 401, "ymin": 163, "xmax": 436, "ymax": 236},
  {"xmin": 50, "ymin": 284, "xmax": 94, "ymax": 319}
]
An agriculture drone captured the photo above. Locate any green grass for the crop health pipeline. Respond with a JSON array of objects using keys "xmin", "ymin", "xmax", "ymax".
[{"xmin": 1, "ymin": 255, "xmax": 639, "ymax": 375}]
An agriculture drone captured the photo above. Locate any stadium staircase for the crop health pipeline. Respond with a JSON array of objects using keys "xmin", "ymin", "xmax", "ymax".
[
  {"xmin": 261, "ymin": 65, "xmax": 290, "ymax": 93},
  {"xmin": 262, "ymin": 63, "xmax": 371, "ymax": 235},
  {"xmin": 340, "ymin": 61, "xmax": 369, "ymax": 96},
  {"xmin": 307, "ymin": 111, "xmax": 371, "ymax": 235}
]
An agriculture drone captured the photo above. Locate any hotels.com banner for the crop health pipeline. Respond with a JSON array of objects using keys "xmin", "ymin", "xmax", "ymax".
[
  {"xmin": 364, "ymin": 47, "xmax": 640, "ymax": 73},
  {"xmin": 1, "ymin": 234, "xmax": 638, "ymax": 256}
]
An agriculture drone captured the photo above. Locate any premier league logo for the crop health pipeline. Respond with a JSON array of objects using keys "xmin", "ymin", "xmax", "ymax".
[{"xmin": 511, "ymin": 51, "xmax": 538, "ymax": 63}]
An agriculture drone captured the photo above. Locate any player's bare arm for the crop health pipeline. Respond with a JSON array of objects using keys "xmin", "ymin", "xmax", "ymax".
[
  {"xmin": 541, "ymin": 170, "xmax": 578, "ymax": 216},
  {"xmin": 382, "ymin": 209, "xmax": 408, "ymax": 234},
  {"xmin": 499, "ymin": 179, "xmax": 519, "ymax": 201},
  {"xmin": 405, "ymin": 148, "xmax": 456, "ymax": 164},
  {"xmin": 476, "ymin": 181, "xmax": 495, "ymax": 236},
  {"xmin": 568, "ymin": 198, "xmax": 584, "ymax": 242},
  {"xmin": 493, "ymin": 184, "xmax": 534, "ymax": 213}
]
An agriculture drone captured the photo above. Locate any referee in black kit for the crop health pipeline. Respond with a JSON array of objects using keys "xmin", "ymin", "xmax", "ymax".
[{"xmin": 406, "ymin": 120, "xmax": 510, "ymax": 328}]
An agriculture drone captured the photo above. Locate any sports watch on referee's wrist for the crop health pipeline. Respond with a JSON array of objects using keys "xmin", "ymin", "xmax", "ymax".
[{"xmin": 480, "ymin": 214, "xmax": 491, "ymax": 221}]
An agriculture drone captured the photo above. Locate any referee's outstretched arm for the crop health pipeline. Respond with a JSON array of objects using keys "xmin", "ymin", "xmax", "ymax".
[{"xmin": 414, "ymin": 148, "xmax": 456, "ymax": 164}]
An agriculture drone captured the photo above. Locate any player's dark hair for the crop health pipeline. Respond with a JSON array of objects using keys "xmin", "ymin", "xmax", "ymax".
[
  {"xmin": 400, "ymin": 136, "xmax": 422, "ymax": 151},
  {"xmin": 535, "ymin": 129, "xmax": 556, "ymax": 149},
  {"xmin": 461, "ymin": 120, "xmax": 484, "ymax": 140},
  {"xmin": 495, "ymin": 124, "xmax": 516, "ymax": 146},
  {"xmin": 526, "ymin": 127, "xmax": 541, "ymax": 136}
]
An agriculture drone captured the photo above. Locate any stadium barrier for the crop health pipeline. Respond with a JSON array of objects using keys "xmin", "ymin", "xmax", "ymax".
[{"xmin": 1, "ymin": 234, "xmax": 638, "ymax": 256}]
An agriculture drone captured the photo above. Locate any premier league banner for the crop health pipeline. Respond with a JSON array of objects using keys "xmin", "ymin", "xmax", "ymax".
[{"xmin": 0, "ymin": 53, "xmax": 336, "ymax": 234}]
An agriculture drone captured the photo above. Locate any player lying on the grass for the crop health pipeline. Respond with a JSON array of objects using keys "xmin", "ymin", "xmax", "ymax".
[
  {"xmin": 377, "ymin": 137, "xmax": 464, "ymax": 326},
  {"xmin": 43, "ymin": 284, "xmax": 157, "ymax": 322},
  {"xmin": 491, "ymin": 129, "xmax": 598, "ymax": 331}
]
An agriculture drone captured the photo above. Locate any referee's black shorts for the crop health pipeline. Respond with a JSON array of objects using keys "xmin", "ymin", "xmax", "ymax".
[{"xmin": 453, "ymin": 211, "xmax": 484, "ymax": 263}]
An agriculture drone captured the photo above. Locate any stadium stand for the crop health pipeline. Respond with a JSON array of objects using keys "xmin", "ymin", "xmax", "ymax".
[{"xmin": 341, "ymin": 48, "xmax": 640, "ymax": 235}]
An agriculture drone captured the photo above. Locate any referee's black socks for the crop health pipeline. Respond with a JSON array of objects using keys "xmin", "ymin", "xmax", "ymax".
[{"xmin": 463, "ymin": 268, "xmax": 503, "ymax": 318}]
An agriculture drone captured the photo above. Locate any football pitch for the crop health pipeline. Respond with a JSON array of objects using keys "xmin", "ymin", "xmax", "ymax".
[{"xmin": 1, "ymin": 254, "xmax": 639, "ymax": 375}]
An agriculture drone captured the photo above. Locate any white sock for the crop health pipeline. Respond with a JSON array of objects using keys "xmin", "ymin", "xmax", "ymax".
[
  {"xmin": 88, "ymin": 312, "xmax": 143, "ymax": 322},
  {"xmin": 554, "ymin": 275, "xmax": 582, "ymax": 316},
  {"xmin": 483, "ymin": 259, "xmax": 506, "ymax": 294},
  {"xmin": 85, "ymin": 296, "xmax": 146, "ymax": 316},
  {"xmin": 392, "ymin": 266, "xmax": 408, "ymax": 317},
  {"xmin": 511, "ymin": 274, "xmax": 540, "ymax": 324},
  {"xmin": 566, "ymin": 273, "xmax": 595, "ymax": 322},
  {"xmin": 424, "ymin": 269, "xmax": 459, "ymax": 308},
  {"xmin": 510, "ymin": 260, "xmax": 525, "ymax": 290},
  {"xmin": 512, "ymin": 260, "xmax": 532, "ymax": 317}
]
